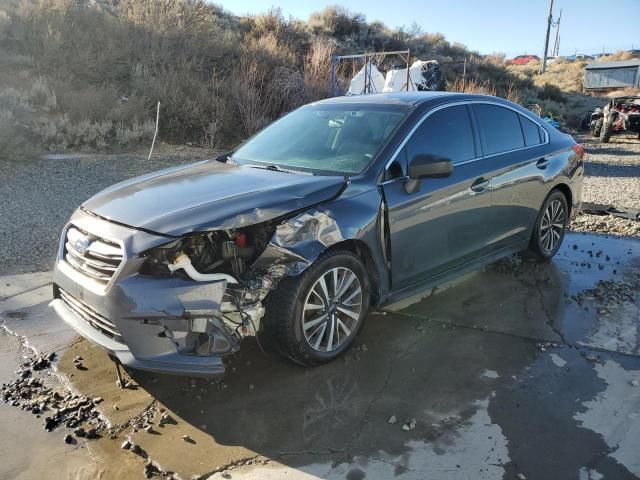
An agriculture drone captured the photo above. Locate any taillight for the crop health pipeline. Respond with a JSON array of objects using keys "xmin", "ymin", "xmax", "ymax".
[{"xmin": 572, "ymin": 144, "xmax": 584, "ymax": 160}]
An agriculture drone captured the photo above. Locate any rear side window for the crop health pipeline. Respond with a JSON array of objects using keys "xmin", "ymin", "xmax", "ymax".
[
  {"xmin": 519, "ymin": 115, "xmax": 543, "ymax": 146},
  {"xmin": 473, "ymin": 104, "xmax": 525, "ymax": 155},
  {"xmin": 406, "ymin": 105, "xmax": 476, "ymax": 165}
]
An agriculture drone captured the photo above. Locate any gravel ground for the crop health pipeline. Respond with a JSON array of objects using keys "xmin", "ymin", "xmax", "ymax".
[
  {"xmin": 0, "ymin": 135, "xmax": 638, "ymax": 276},
  {"xmin": 0, "ymin": 145, "xmax": 213, "ymax": 276},
  {"xmin": 569, "ymin": 133, "xmax": 640, "ymax": 237}
]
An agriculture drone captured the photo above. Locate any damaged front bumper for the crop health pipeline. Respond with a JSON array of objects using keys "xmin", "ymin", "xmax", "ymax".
[{"xmin": 51, "ymin": 210, "xmax": 239, "ymax": 377}]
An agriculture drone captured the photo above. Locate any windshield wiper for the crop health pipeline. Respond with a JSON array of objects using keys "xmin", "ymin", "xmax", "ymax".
[{"xmin": 246, "ymin": 164, "xmax": 313, "ymax": 175}]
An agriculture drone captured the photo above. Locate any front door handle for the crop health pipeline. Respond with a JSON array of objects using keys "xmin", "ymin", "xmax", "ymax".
[
  {"xmin": 470, "ymin": 177, "xmax": 490, "ymax": 192},
  {"xmin": 536, "ymin": 157, "xmax": 550, "ymax": 169}
]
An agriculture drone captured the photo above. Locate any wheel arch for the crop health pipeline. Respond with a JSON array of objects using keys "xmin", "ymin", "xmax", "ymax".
[
  {"xmin": 552, "ymin": 183, "xmax": 573, "ymax": 216},
  {"xmin": 325, "ymin": 239, "xmax": 381, "ymax": 304}
]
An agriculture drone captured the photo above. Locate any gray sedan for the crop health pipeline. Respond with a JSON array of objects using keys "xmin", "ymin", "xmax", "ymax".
[{"xmin": 50, "ymin": 92, "xmax": 584, "ymax": 376}]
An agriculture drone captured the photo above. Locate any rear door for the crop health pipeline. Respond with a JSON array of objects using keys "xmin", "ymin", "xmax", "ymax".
[
  {"xmin": 471, "ymin": 103, "xmax": 550, "ymax": 248},
  {"xmin": 381, "ymin": 104, "xmax": 496, "ymax": 290}
]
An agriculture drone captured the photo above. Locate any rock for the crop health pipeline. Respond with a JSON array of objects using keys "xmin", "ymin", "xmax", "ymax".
[
  {"xmin": 516, "ymin": 474, "xmax": 527, "ymax": 480},
  {"xmin": 182, "ymin": 434, "xmax": 194, "ymax": 443},
  {"xmin": 631, "ymin": 379, "xmax": 639, "ymax": 387},
  {"xmin": 145, "ymin": 425, "xmax": 153, "ymax": 433},
  {"xmin": 85, "ymin": 428, "xmax": 97, "ymax": 439},
  {"xmin": 63, "ymin": 434, "xmax": 74, "ymax": 444},
  {"xmin": 388, "ymin": 415, "xmax": 397, "ymax": 425},
  {"xmin": 585, "ymin": 354, "xmax": 599, "ymax": 363},
  {"xmin": 74, "ymin": 427, "xmax": 86, "ymax": 437},
  {"xmin": 92, "ymin": 397, "xmax": 103, "ymax": 404},
  {"xmin": 401, "ymin": 424, "xmax": 410, "ymax": 431},
  {"xmin": 121, "ymin": 440, "xmax": 132, "ymax": 450}
]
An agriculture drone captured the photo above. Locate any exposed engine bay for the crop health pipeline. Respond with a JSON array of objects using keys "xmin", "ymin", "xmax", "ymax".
[{"xmin": 139, "ymin": 222, "xmax": 282, "ymax": 354}]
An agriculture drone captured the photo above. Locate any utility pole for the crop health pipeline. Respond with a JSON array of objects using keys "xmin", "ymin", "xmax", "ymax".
[
  {"xmin": 541, "ymin": 0, "xmax": 554, "ymax": 74},
  {"xmin": 552, "ymin": 8, "xmax": 562, "ymax": 57}
]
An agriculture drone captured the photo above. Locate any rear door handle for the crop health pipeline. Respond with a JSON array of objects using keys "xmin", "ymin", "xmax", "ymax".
[
  {"xmin": 536, "ymin": 157, "xmax": 550, "ymax": 169},
  {"xmin": 470, "ymin": 177, "xmax": 490, "ymax": 192}
]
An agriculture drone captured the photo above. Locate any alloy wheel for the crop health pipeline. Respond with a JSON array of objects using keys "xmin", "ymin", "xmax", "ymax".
[
  {"xmin": 302, "ymin": 267, "xmax": 363, "ymax": 352},
  {"xmin": 539, "ymin": 199, "xmax": 565, "ymax": 252}
]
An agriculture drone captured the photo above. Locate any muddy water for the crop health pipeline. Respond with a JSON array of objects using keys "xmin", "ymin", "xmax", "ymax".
[{"xmin": 1, "ymin": 232, "xmax": 636, "ymax": 479}]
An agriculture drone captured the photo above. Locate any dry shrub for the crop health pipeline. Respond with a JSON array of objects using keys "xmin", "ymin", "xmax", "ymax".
[
  {"xmin": 533, "ymin": 61, "xmax": 586, "ymax": 93},
  {"xmin": 303, "ymin": 37, "xmax": 335, "ymax": 101},
  {"xmin": 448, "ymin": 78, "xmax": 497, "ymax": 96}
]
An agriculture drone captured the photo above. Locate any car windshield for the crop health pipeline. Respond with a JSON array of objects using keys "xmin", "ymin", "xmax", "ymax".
[{"xmin": 231, "ymin": 104, "xmax": 408, "ymax": 175}]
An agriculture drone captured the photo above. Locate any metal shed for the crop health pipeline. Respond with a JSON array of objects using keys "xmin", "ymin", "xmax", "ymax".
[{"xmin": 584, "ymin": 59, "xmax": 640, "ymax": 90}]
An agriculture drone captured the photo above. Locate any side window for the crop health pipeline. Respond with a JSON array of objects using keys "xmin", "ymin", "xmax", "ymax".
[
  {"xmin": 405, "ymin": 105, "xmax": 476, "ymax": 165},
  {"xmin": 385, "ymin": 149, "xmax": 406, "ymax": 180},
  {"xmin": 473, "ymin": 104, "xmax": 525, "ymax": 155},
  {"xmin": 519, "ymin": 114, "xmax": 542, "ymax": 146}
]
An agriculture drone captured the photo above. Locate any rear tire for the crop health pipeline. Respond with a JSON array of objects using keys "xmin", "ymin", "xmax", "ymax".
[
  {"xmin": 263, "ymin": 250, "xmax": 370, "ymax": 366},
  {"xmin": 591, "ymin": 118, "xmax": 602, "ymax": 137},
  {"xmin": 600, "ymin": 118, "xmax": 612, "ymax": 143},
  {"xmin": 528, "ymin": 190, "xmax": 568, "ymax": 262}
]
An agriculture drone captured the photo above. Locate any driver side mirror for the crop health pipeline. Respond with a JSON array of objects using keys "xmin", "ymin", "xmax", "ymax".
[
  {"xmin": 409, "ymin": 154, "xmax": 453, "ymax": 179},
  {"xmin": 405, "ymin": 154, "xmax": 453, "ymax": 194}
]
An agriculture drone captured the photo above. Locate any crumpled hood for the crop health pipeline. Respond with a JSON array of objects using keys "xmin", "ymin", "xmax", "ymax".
[{"xmin": 82, "ymin": 160, "xmax": 346, "ymax": 236}]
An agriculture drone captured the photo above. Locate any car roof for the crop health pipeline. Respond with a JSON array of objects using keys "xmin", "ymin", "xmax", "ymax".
[{"xmin": 312, "ymin": 91, "xmax": 472, "ymax": 107}]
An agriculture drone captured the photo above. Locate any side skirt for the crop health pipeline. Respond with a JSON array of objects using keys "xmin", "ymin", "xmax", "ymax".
[{"xmin": 379, "ymin": 239, "xmax": 529, "ymax": 307}]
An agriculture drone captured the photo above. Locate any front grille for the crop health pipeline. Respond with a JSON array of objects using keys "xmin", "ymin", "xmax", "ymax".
[
  {"xmin": 64, "ymin": 226, "xmax": 123, "ymax": 283},
  {"xmin": 58, "ymin": 288, "xmax": 124, "ymax": 343}
]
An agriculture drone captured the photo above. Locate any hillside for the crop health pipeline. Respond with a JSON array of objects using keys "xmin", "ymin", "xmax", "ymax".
[{"xmin": 0, "ymin": 1, "xmax": 618, "ymax": 160}]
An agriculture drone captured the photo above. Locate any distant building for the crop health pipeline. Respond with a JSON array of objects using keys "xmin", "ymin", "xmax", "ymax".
[{"xmin": 584, "ymin": 59, "xmax": 640, "ymax": 90}]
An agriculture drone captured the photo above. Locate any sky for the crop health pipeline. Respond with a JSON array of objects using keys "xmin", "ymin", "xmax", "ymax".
[{"xmin": 215, "ymin": 0, "xmax": 640, "ymax": 58}]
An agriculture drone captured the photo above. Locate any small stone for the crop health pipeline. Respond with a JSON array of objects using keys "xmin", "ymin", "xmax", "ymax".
[
  {"xmin": 361, "ymin": 344, "xmax": 368, "ymax": 352},
  {"xmin": 401, "ymin": 424, "xmax": 410, "ymax": 431},
  {"xmin": 145, "ymin": 425, "xmax": 153, "ymax": 433},
  {"xmin": 121, "ymin": 440, "xmax": 132, "ymax": 450},
  {"xmin": 85, "ymin": 428, "xmax": 97, "ymax": 439},
  {"xmin": 113, "ymin": 405, "xmax": 119, "ymax": 411},
  {"xmin": 585, "ymin": 354, "xmax": 599, "ymax": 363},
  {"xmin": 388, "ymin": 415, "xmax": 397, "ymax": 424},
  {"xmin": 516, "ymin": 474, "xmax": 527, "ymax": 480},
  {"xmin": 63, "ymin": 434, "xmax": 74, "ymax": 444},
  {"xmin": 248, "ymin": 384, "xmax": 254, "ymax": 390},
  {"xmin": 74, "ymin": 427, "xmax": 86, "ymax": 437},
  {"xmin": 631, "ymin": 379, "xmax": 639, "ymax": 387},
  {"xmin": 182, "ymin": 434, "xmax": 194, "ymax": 443},
  {"xmin": 73, "ymin": 356, "xmax": 83, "ymax": 363},
  {"xmin": 92, "ymin": 397, "xmax": 103, "ymax": 404}
]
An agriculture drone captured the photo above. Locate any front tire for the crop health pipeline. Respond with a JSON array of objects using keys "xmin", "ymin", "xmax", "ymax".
[
  {"xmin": 591, "ymin": 118, "xmax": 602, "ymax": 137},
  {"xmin": 263, "ymin": 250, "xmax": 371, "ymax": 366},
  {"xmin": 528, "ymin": 190, "xmax": 568, "ymax": 261}
]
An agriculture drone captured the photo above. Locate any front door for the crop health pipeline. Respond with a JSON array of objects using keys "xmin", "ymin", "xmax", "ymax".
[{"xmin": 381, "ymin": 104, "xmax": 495, "ymax": 291}]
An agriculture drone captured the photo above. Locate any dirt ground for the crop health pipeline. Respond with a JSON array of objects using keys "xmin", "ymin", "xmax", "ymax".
[
  {"xmin": 1, "ymin": 232, "xmax": 639, "ymax": 480},
  {"xmin": 0, "ymin": 135, "xmax": 639, "ymax": 479}
]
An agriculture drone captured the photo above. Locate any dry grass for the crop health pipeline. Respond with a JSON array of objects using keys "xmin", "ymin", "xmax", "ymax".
[{"xmin": 1, "ymin": 1, "xmax": 630, "ymax": 158}]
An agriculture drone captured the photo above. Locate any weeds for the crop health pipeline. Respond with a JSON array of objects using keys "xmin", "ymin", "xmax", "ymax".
[{"xmin": 0, "ymin": 0, "xmax": 630, "ymax": 159}]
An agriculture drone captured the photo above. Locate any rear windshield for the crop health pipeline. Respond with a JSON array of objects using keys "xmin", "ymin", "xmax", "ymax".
[{"xmin": 232, "ymin": 104, "xmax": 407, "ymax": 175}]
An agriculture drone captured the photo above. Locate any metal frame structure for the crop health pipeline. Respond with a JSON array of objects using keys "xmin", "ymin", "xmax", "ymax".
[{"xmin": 330, "ymin": 50, "xmax": 411, "ymax": 96}]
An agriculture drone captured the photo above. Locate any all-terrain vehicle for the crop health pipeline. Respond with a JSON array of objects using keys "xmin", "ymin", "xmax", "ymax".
[{"xmin": 589, "ymin": 96, "xmax": 640, "ymax": 142}]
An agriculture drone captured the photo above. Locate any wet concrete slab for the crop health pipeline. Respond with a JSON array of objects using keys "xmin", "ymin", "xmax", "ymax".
[{"xmin": 1, "ymin": 232, "xmax": 639, "ymax": 479}]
